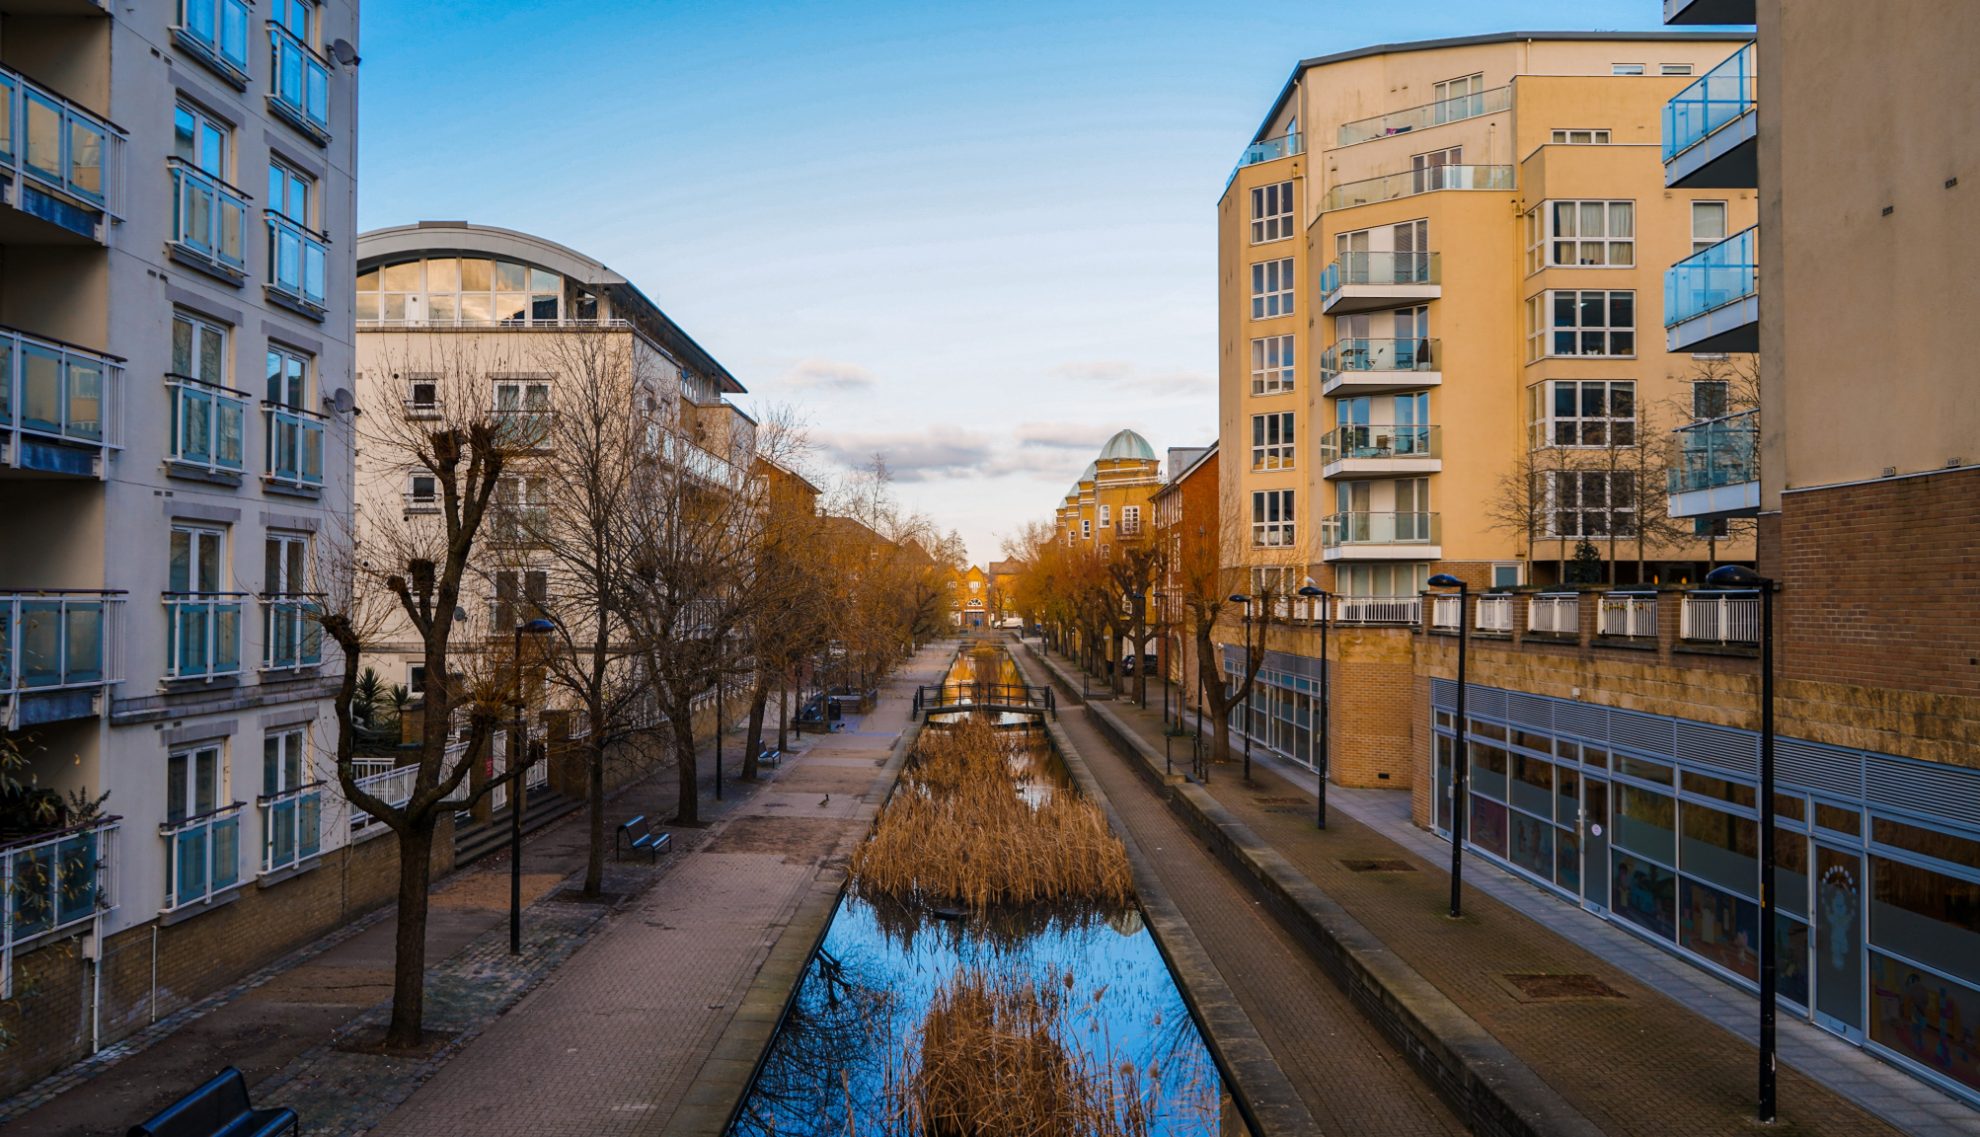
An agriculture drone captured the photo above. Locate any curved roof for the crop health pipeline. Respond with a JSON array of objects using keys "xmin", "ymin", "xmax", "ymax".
[
  {"xmin": 1097, "ymin": 429, "xmax": 1156, "ymax": 463},
  {"xmin": 1080, "ymin": 460, "xmax": 1098, "ymax": 482}
]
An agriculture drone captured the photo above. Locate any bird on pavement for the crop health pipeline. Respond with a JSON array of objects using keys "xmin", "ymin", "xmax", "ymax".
[{"xmin": 820, "ymin": 793, "xmax": 831, "ymax": 808}]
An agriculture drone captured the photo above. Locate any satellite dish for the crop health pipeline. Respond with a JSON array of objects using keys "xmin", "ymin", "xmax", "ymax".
[
  {"xmin": 330, "ymin": 38, "xmax": 361, "ymax": 66},
  {"xmin": 324, "ymin": 387, "xmax": 356, "ymax": 415}
]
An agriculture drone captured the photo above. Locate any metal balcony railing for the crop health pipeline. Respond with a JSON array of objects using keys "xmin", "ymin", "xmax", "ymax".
[
  {"xmin": 1475, "ymin": 594, "xmax": 1513, "ymax": 633},
  {"xmin": 1664, "ymin": 44, "xmax": 1755, "ymax": 162},
  {"xmin": 266, "ymin": 212, "xmax": 329, "ymax": 311},
  {"xmin": 1323, "ymin": 164, "xmax": 1512, "ymax": 211},
  {"xmin": 1527, "ymin": 593, "xmax": 1580, "ymax": 635},
  {"xmin": 267, "ymin": 21, "xmax": 331, "ymax": 140},
  {"xmin": 161, "ymin": 803, "xmax": 243, "ymax": 911},
  {"xmin": 1681, "ymin": 590, "xmax": 1761, "ymax": 646},
  {"xmin": 173, "ymin": 0, "xmax": 252, "ymax": 83},
  {"xmin": 1230, "ymin": 131, "xmax": 1302, "ymax": 180},
  {"xmin": 1320, "ymin": 423, "xmax": 1439, "ymax": 465},
  {"xmin": 167, "ymin": 374, "xmax": 249, "ymax": 474},
  {"xmin": 1320, "ymin": 338, "xmax": 1438, "ymax": 380},
  {"xmin": 1666, "ymin": 226, "xmax": 1757, "ymax": 327},
  {"xmin": 259, "ymin": 782, "xmax": 323, "ymax": 873},
  {"xmin": 351, "ymin": 763, "xmax": 414, "ymax": 832},
  {"xmin": 1333, "ymin": 595, "xmax": 1421, "ymax": 625},
  {"xmin": 261, "ymin": 596, "xmax": 323, "ymax": 670},
  {"xmin": 263, "ymin": 403, "xmax": 325, "ymax": 488},
  {"xmin": 1338, "ymin": 86, "xmax": 1510, "ymax": 146},
  {"xmin": 168, "ymin": 159, "xmax": 249, "ymax": 274},
  {"xmin": 1319, "ymin": 251, "xmax": 1440, "ymax": 300},
  {"xmin": 163, "ymin": 592, "xmax": 245, "ymax": 679},
  {"xmin": 1599, "ymin": 592, "xmax": 1659, "ymax": 638},
  {"xmin": 0, "ymin": 64, "xmax": 118, "ymax": 229},
  {"xmin": 0, "ymin": 817, "xmax": 116, "ymax": 995},
  {"xmin": 2, "ymin": 327, "xmax": 120, "ymax": 472},
  {"xmin": 1321, "ymin": 511, "xmax": 1440, "ymax": 547},
  {"xmin": 1669, "ymin": 408, "xmax": 1758, "ymax": 494},
  {"xmin": 1429, "ymin": 594, "xmax": 1462, "ymax": 631},
  {"xmin": 1, "ymin": 591, "xmax": 120, "ymax": 727}
]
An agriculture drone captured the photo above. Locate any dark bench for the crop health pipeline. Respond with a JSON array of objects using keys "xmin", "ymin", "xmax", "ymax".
[
  {"xmin": 757, "ymin": 748, "xmax": 782, "ymax": 769},
  {"xmin": 615, "ymin": 815, "xmax": 672, "ymax": 861},
  {"xmin": 127, "ymin": 1067, "xmax": 297, "ymax": 1137}
]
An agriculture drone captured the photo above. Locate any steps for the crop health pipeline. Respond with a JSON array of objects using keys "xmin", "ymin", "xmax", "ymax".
[{"xmin": 453, "ymin": 788, "xmax": 582, "ymax": 865}]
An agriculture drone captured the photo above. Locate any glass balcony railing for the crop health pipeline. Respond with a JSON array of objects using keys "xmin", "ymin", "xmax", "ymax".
[
  {"xmin": 1322, "ymin": 511, "xmax": 1441, "ymax": 547},
  {"xmin": 259, "ymin": 783, "xmax": 322, "ymax": 874},
  {"xmin": 1664, "ymin": 44, "xmax": 1755, "ymax": 162},
  {"xmin": 1665, "ymin": 226, "xmax": 1756, "ymax": 326},
  {"xmin": 1319, "ymin": 337, "xmax": 1439, "ymax": 379},
  {"xmin": 2, "ymin": 328, "xmax": 116, "ymax": 465},
  {"xmin": 1319, "ymin": 251, "xmax": 1440, "ymax": 301},
  {"xmin": 261, "ymin": 596, "xmax": 323, "ymax": 670},
  {"xmin": 173, "ymin": 0, "xmax": 253, "ymax": 82},
  {"xmin": 168, "ymin": 159, "xmax": 248, "ymax": 273},
  {"xmin": 0, "ymin": 64, "xmax": 113, "ymax": 215},
  {"xmin": 263, "ymin": 403, "xmax": 325, "ymax": 488},
  {"xmin": 1234, "ymin": 132, "xmax": 1302, "ymax": 171},
  {"xmin": 1320, "ymin": 424, "xmax": 1440, "ymax": 465},
  {"xmin": 1338, "ymin": 86, "xmax": 1510, "ymax": 146},
  {"xmin": 1667, "ymin": 408, "xmax": 1758, "ymax": 494},
  {"xmin": 167, "ymin": 375, "xmax": 248, "ymax": 474},
  {"xmin": 268, "ymin": 22, "xmax": 331, "ymax": 138},
  {"xmin": 1324, "ymin": 164, "xmax": 1512, "ymax": 211},
  {"xmin": 266, "ymin": 212, "xmax": 328, "ymax": 311},
  {"xmin": 163, "ymin": 592, "xmax": 245, "ymax": 679},
  {"xmin": 1, "ymin": 819, "xmax": 115, "ymax": 955},
  {"xmin": 2, "ymin": 592, "xmax": 117, "ymax": 716},
  {"xmin": 161, "ymin": 804, "xmax": 242, "ymax": 911}
]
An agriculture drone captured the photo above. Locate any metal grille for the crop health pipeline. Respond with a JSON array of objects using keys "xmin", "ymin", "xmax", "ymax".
[
  {"xmin": 1867, "ymin": 754, "xmax": 1980, "ymax": 830},
  {"xmin": 1675, "ymin": 721, "xmax": 1758, "ymax": 777},
  {"xmin": 1774, "ymin": 738, "xmax": 1862, "ymax": 801},
  {"xmin": 1508, "ymin": 692, "xmax": 1554, "ymax": 730},
  {"xmin": 1552, "ymin": 700, "xmax": 1610, "ymax": 743},
  {"xmin": 1609, "ymin": 710, "xmax": 1676, "ymax": 758}
]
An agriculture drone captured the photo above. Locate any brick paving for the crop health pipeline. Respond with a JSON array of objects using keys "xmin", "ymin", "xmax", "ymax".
[{"xmin": 1031, "ymin": 639, "xmax": 1973, "ymax": 1137}]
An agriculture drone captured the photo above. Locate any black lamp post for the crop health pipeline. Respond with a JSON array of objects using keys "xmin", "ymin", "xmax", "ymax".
[
  {"xmin": 1708, "ymin": 563, "xmax": 1778, "ymax": 1124},
  {"xmin": 1427, "ymin": 574, "xmax": 1468, "ymax": 918},
  {"xmin": 1298, "ymin": 582, "xmax": 1330, "ymax": 828},
  {"xmin": 509, "ymin": 616, "xmax": 556, "ymax": 955}
]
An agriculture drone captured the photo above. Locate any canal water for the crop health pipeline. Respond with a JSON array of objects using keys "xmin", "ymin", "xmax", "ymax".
[{"xmin": 729, "ymin": 645, "xmax": 1244, "ymax": 1136}]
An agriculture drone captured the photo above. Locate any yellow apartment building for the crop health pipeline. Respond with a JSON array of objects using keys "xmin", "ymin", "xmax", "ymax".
[{"xmin": 1052, "ymin": 429, "xmax": 1163, "ymax": 557}]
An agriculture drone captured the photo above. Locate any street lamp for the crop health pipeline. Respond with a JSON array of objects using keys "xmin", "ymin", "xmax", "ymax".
[
  {"xmin": 509, "ymin": 616, "xmax": 556, "ymax": 955},
  {"xmin": 1708, "ymin": 563, "xmax": 1779, "ymax": 1124},
  {"xmin": 1298, "ymin": 581, "xmax": 1330, "ymax": 829},
  {"xmin": 1427, "ymin": 574, "xmax": 1468, "ymax": 919}
]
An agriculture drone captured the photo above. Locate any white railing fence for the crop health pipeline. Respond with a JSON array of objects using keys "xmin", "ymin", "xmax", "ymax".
[
  {"xmin": 1429, "ymin": 594, "xmax": 1462, "ymax": 631},
  {"xmin": 1681, "ymin": 591, "xmax": 1760, "ymax": 645},
  {"xmin": 1527, "ymin": 593, "xmax": 1580, "ymax": 636},
  {"xmin": 1, "ymin": 818, "xmax": 116, "ymax": 997},
  {"xmin": 1334, "ymin": 595, "xmax": 1421, "ymax": 624},
  {"xmin": 160, "ymin": 804, "xmax": 243, "ymax": 912},
  {"xmin": 1600, "ymin": 593, "xmax": 1660, "ymax": 638},
  {"xmin": 1475, "ymin": 594, "xmax": 1513, "ymax": 633}
]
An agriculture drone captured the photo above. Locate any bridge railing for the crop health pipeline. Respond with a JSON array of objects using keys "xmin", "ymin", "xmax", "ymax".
[{"xmin": 912, "ymin": 682, "xmax": 1056, "ymax": 719}]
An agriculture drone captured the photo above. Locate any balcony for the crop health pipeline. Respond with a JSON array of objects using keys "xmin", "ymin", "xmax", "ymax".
[
  {"xmin": 265, "ymin": 212, "xmax": 329, "ymax": 316},
  {"xmin": 1227, "ymin": 132, "xmax": 1301, "ymax": 187},
  {"xmin": 1320, "ymin": 251, "xmax": 1441, "ymax": 315},
  {"xmin": 0, "ymin": 818, "xmax": 116, "ymax": 995},
  {"xmin": 1664, "ymin": 44, "xmax": 1756, "ymax": 188},
  {"xmin": 160, "ymin": 803, "xmax": 243, "ymax": 912},
  {"xmin": 1320, "ymin": 423, "xmax": 1440, "ymax": 478},
  {"xmin": 1665, "ymin": 0, "xmax": 1754, "ymax": 26},
  {"xmin": 267, "ymin": 22, "xmax": 331, "ymax": 144},
  {"xmin": 1681, "ymin": 590, "xmax": 1761, "ymax": 647},
  {"xmin": 1474, "ymin": 594, "xmax": 1513, "ymax": 634},
  {"xmin": 167, "ymin": 159, "xmax": 249, "ymax": 281},
  {"xmin": 1665, "ymin": 226, "xmax": 1756, "ymax": 352},
  {"xmin": 1598, "ymin": 591, "xmax": 1659, "ymax": 640},
  {"xmin": 172, "ymin": 0, "xmax": 253, "ymax": 87},
  {"xmin": 1323, "ymin": 164, "xmax": 1512, "ymax": 212},
  {"xmin": 0, "ymin": 65, "xmax": 120, "ymax": 245},
  {"xmin": 1526, "ymin": 592, "xmax": 1580, "ymax": 637},
  {"xmin": 2, "ymin": 591, "xmax": 120, "ymax": 728},
  {"xmin": 167, "ymin": 375, "xmax": 249, "ymax": 479},
  {"xmin": 1320, "ymin": 511, "xmax": 1440, "ymax": 560},
  {"xmin": 259, "ymin": 783, "xmax": 323, "ymax": 874},
  {"xmin": 2, "ymin": 327, "xmax": 121, "ymax": 477},
  {"xmin": 163, "ymin": 593, "xmax": 245, "ymax": 680},
  {"xmin": 351, "ymin": 762, "xmax": 415, "ymax": 833},
  {"xmin": 1337, "ymin": 86, "xmax": 1510, "ymax": 146},
  {"xmin": 263, "ymin": 403, "xmax": 325, "ymax": 491},
  {"xmin": 1319, "ymin": 337, "xmax": 1440, "ymax": 396},
  {"xmin": 1668, "ymin": 409, "xmax": 1759, "ymax": 520},
  {"xmin": 261, "ymin": 596, "xmax": 323, "ymax": 671},
  {"xmin": 1332, "ymin": 595, "xmax": 1421, "ymax": 625}
]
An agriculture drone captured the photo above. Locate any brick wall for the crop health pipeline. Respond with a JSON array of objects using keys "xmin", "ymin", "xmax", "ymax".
[{"xmin": 0, "ymin": 813, "xmax": 453, "ymax": 1098}]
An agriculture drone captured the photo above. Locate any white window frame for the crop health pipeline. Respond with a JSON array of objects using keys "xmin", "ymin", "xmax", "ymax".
[
  {"xmin": 1550, "ymin": 129, "xmax": 1612, "ymax": 145},
  {"xmin": 1544, "ymin": 200, "xmax": 1635, "ymax": 268},
  {"xmin": 1250, "ymin": 334, "xmax": 1294, "ymax": 395},
  {"xmin": 1250, "ymin": 258, "xmax": 1294, "ymax": 319},
  {"xmin": 1250, "ymin": 181, "xmax": 1293, "ymax": 244},
  {"xmin": 492, "ymin": 377, "xmax": 550, "ymax": 413},
  {"xmin": 1660, "ymin": 63, "xmax": 1694, "ymax": 76},
  {"xmin": 168, "ymin": 742, "xmax": 223, "ymax": 825},
  {"xmin": 1099, "ymin": 504, "xmax": 1111, "ymax": 529},
  {"xmin": 1081, "ymin": 518, "xmax": 1092, "ymax": 540},
  {"xmin": 1528, "ymin": 290, "xmax": 1636, "ymax": 360},
  {"xmin": 1251, "ymin": 411, "xmax": 1295, "ymax": 471},
  {"xmin": 1542, "ymin": 469, "xmax": 1638, "ymax": 538},
  {"xmin": 1691, "ymin": 200, "xmax": 1729, "ymax": 254},
  {"xmin": 1612, "ymin": 63, "xmax": 1646, "ymax": 76},
  {"xmin": 1121, "ymin": 505, "xmax": 1141, "ymax": 535},
  {"xmin": 266, "ymin": 157, "xmax": 312, "ymax": 227},
  {"xmin": 1251, "ymin": 489, "xmax": 1294, "ymax": 548},
  {"xmin": 1529, "ymin": 380, "xmax": 1638, "ymax": 449}
]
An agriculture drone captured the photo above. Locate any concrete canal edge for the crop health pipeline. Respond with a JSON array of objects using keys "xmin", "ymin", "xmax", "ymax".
[
  {"xmin": 1018, "ymin": 640, "xmax": 1605, "ymax": 1137},
  {"xmin": 656, "ymin": 688, "xmax": 930, "ymax": 1137},
  {"xmin": 1007, "ymin": 649, "xmax": 1320, "ymax": 1137}
]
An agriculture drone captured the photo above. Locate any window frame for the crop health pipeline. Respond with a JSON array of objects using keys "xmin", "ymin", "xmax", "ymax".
[
  {"xmin": 1612, "ymin": 63, "xmax": 1646, "ymax": 76},
  {"xmin": 1250, "ymin": 334, "xmax": 1295, "ymax": 395},
  {"xmin": 1543, "ymin": 200, "xmax": 1636, "ymax": 268},
  {"xmin": 1250, "ymin": 489, "xmax": 1295, "ymax": 548},
  {"xmin": 1528, "ymin": 289, "xmax": 1637, "ymax": 360},
  {"xmin": 1691, "ymin": 200, "xmax": 1729, "ymax": 254},
  {"xmin": 1541, "ymin": 468, "xmax": 1638, "ymax": 538},
  {"xmin": 1550, "ymin": 129, "xmax": 1612, "ymax": 145},
  {"xmin": 266, "ymin": 158, "xmax": 312, "ymax": 227},
  {"xmin": 1529, "ymin": 379, "xmax": 1638, "ymax": 449},
  {"xmin": 1250, "ymin": 181, "xmax": 1294, "ymax": 244},
  {"xmin": 1250, "ymin": 258, "xmax": 1294, "ymax": 320},
  {"xmin": 1250, "ymin": 411, "xmax": 1295, "ymax": 471}
]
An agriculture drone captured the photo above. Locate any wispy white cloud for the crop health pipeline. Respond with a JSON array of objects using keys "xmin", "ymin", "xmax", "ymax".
[
  {"xmin": 1051, "ymin": 359, "xmax": 1212, "ymax": 398},
  {"xmin": 781, "ymin": 357, "xmax": 877, "ymax": 392},
  {"xmin": 1013, "ymin": 421, "xmax": 1113, "ymax": 450}
]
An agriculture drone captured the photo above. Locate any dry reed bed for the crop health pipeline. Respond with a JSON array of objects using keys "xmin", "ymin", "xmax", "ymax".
[{"xmin": 850, "ymin": 718, "xmax": 1133, "ymax": 911}]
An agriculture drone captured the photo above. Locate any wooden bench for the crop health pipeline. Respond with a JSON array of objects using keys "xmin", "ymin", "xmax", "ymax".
[
  {"xmin": 757, "ymin": 748, "xmax": 782, "ymax": 769},
  {"xmin": 127, "ymin": 1067, "xmax": 297, "ymax": 1137},
  {"xmin": 615, "ymin": 815, "xmax": 671, "ymax": 862}
]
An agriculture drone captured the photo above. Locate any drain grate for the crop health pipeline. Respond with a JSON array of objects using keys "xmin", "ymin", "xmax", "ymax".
[
  {"xmin": 1502, "ymin": 973, "xmax": 1625, "ymax": 1001},
  {"xmin": 1340, "ymin": 858, "xmax": 1416, "ymax": 873}
]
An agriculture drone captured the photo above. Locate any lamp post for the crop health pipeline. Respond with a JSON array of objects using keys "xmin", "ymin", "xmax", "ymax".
[
  {"xmin": 1708, "ymin": 564, "xmax": 1778, "ymax": 1124},
  {"xmin": 1427, "ymin": 574, "xmax": 1468, "ymax": 918},
  {"xmin": 1298, "ymin": 582, "xmax": 1330, "ymax": 829},
  {"xmin": 509, "ymin": 617, "xmax": 556, "ymax": 955}
]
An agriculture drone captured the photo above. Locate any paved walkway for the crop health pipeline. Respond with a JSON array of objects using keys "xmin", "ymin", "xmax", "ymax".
[{"xmin": 1025, "ymin": 638, "xmax": 1980, "ymax": 1137}]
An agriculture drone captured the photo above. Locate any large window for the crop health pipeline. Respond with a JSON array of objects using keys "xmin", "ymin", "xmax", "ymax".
[
  {"xmin": 1527, "ymin": 290, "xmax": 1636, "ymax": 360},
  {"xmin": 267, "ymin": 160, "xmax": 311, "ymax": 227},
  {"xmin": 1120, "ymin": 505, "xmax": 1141, "ymax": 534},
  {"xmin": 1250, "ymin": 181, "xmax": 1293, "ymax": 243},
  {"xmin": 1531, "ymin": 201, "xmax": 1634, "ymax": 268},
  {"xmin": 263, "ymin": 532, "xmax": 320, "ymax": 669},
  {"xmin": 1250, "ymin": 335, "xmax": 1294, "ymax": 395},
  {"xmin": 1098, "ymin": 504, "xmax": 1111, "ymax": 529},
  {"xmin": 268, "ymin": 0, "xmax": 330, "ymax": 136},
  {"xmin": 1529, "ymin": 380, "xmax": 1636, "ymax": 448},
  {"xmin": 171, "ymin": 104, "xmax": 245, "ymax": 270},
  {"xmin": 1691, "ymin": 200, "xmax": 1728, "ymax": 254},
  {"xmin": 176, "ymin": 0, "xmax": 251, "ymax": 76},
  {"xmin": 1432, "ymin": 74, "xmax": 1485, "ymax": 119},
  {"xmin": 1251, "ymin": 412, "xmax": 1294, "ymax": 471},
  {"xmin": 358, "ymin": 258, "xmax": 565, "ymax": 326},
  {"xmin": 1251, "ymin": 489, "xmax": 1294, "ymax": 547},
  {"xmin": 493, "ymin": 568, "xmax": 548, "ymax": 629},
  {"xmin": 168, "ymin": 525, "xmax": 241, "ymax": 678},
  {"xmin": 1250, "ymin": 259, "xmax": 1294, "ymax": 319},
  {"xmin": 1337, "ymin": 562, "xmax": 1429, "ymax": 597},
  {"xmin": 169, "ymin": 312, "xmax": 246, "ymax": 473},
  {"xmin": 1544, "ymin": 469, "xmax": 1637, "ymax": 537}
]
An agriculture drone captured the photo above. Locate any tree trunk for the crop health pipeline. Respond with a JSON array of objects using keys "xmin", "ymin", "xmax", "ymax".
[
  {"xmin": 742, "ymin": 678, "xmax": 769, "ymax": 780},
  {"xmin": 385, "ymin": 821, "xmax": 436, "ymax": 1048},
  {"xmin": 670, "ymin": 704, "xmax": 700, "ymax": 826},
  {"xmin": 582, "ymin": 735, "xmax": 606, "ymax": 897},
  {"xmin": 1213, "ymin": 710, "xmax": 1233, "ymax": 766}
]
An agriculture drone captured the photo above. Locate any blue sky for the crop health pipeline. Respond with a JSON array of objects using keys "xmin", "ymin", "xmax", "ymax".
[{"xmin": 358, "ymin": 0, "xmax": 1689, "ymax": 563}]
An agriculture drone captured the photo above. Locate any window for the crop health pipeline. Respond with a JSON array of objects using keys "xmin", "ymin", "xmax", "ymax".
[
  {"xmin": 176, "ymin": 0, "xmax": 251, "ymax": 76},
  {"xmin": 1527, "ymin": 290, "xmax": 1635, "ymax": 360},
  {"xmin": 1529, "ymin": 380, "xmax": 1636, "ymax": 448},
  {"xmin": 259, "ymin": 727, "xmax": 318, "ymax": 873},
  {"xmin": 1660, "ymin": 63, "xmax": 1694, "ymax": 76},
  {"xmin": 265, "ymin": 345, "xmax": 308, "ymax": 408},
  {"xmin": 1251, "ymin": 259, "xmax": 1294, "ymax": 319},
  {"xmin": 492, "ymin": 378, "xmax": 551, "ymax": 442},
  {"xmin": 1433, "ymin": 73, "xmax": 1485, "ymax": 119},
  {"xmin": 1251, "ymin": 489, "xmax": 1294, "ymax": 547},
  {"xmin": 263, "ymin": 346, "xmax": 321, "ymax": 485},
  {"xmin": 493, "ymin": 568, "xmax": 548, "ymax": 629},
  {"xmin": 1491, "ymin": 564, "xmax": 1522, "ymax": 589},
  {"xmin": 263, "ymin": 532, "xmax": 317, "ymax": 671},
  {"xmin": 265, "ymin": 163, "xmax": 327, "ymax": 308},
  {"xmin": 1337, "ymin": 562, "xmax": 1429, "ymax": 597},
  {"xmin": 173, "ymin": 104, "xmax": 228, "ymax": 179},
  {"xmin": 1544, "ymin": 469, "xmax": 1637, "ymax": 537},
  {"xmin": 1250, "ymin": 181, "xmax": 1293, "ymax": 243},
  {"xmin": 1250, "ymin": 335, "xmax": 1295, "ymax": 395},
  {"xmin": 406, "ymin": 376, "xmax": 439, "ymax": 415},
  {"xmin": 168, "ymin": 525, "xmax": 241, "ymax": 677},
  {"xmin": 267, "ymin": 160, "xmax": 311, "ymax": 226},
  {"xmin": 171, "ymin": 525, "xmax": 227, "ymax": 594},
  {"xmin": 168, "ymin": 744, "xmax": 222, "ymax": 825},
  {"xmin": 1081, "ymin": 518, "xmax": 1092, "ymax": 540},
  {"xmin": 1548, "ymin": 201, "xmax": 1635, "ymax": 267},
  {"xmin": 1612, "ymin": 64, "xmax": 1646, "ymax": 76},
  {"xmin": 408, "ymin": 664, "xmax": 426, "ymax": 694},
  {"xmin": 171, "ymin": 104, "xmax": 246, "ymax": 269},
  {"xmin": 268, "ymin": 0, "xmax": 330, "ymax": 136},
  {"xmin": 1411, "ymin": 146, "xmax": 1462, "ymax": 193},
  {"xmin": 359, "ymin": 258, "xmax": 564, "ymax": 326},
  {"xmin": 169, "ymin": 312, "xmax": 246, "ymax": 473},
  {"xmin": 1692, "ymin": 379, "xmax": 1730, "ymax": 420},
  {"xmin": 1251, "ymin": 412, "xmax": 1294, "ymax": 470},
  {"xmin": 1099, "ymin": 504, "xmax": 1111, "ymax": 528},
  {"xmin": 1551, "ymin": 129, "xmax": 1611, "ymax": 145},
  {"xmin": 1691, "ymin": 200, "xmax": 1728, "ymax": 254},
  {"xmin": 273, "ymin": 0, "xmax": 313, "ymax": 38},
  {"xmin": 1121, "ymin": 506, "xmax": 1141, "ymax": 534},
  {"xmin": 407, "ymin": 474, "xmax": 438, "ymax": 509},
  {"xmin": 493, "ymin": 475, "xmax": 548, "ymax": 541},
  {"xmin": 265, "ymin": 532, "xmax": 308, "ymax": 597}
]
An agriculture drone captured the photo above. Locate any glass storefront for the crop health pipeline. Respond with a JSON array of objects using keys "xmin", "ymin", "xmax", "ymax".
[{"xmin": 1233, "ymin": 665, "xmax": 1319, "ymax": 772}]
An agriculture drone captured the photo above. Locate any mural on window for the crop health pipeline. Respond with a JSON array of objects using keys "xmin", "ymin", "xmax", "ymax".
[{"xmin": 1870, "ymin": 954, "xmax": 1980, "ymax": 1095}]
